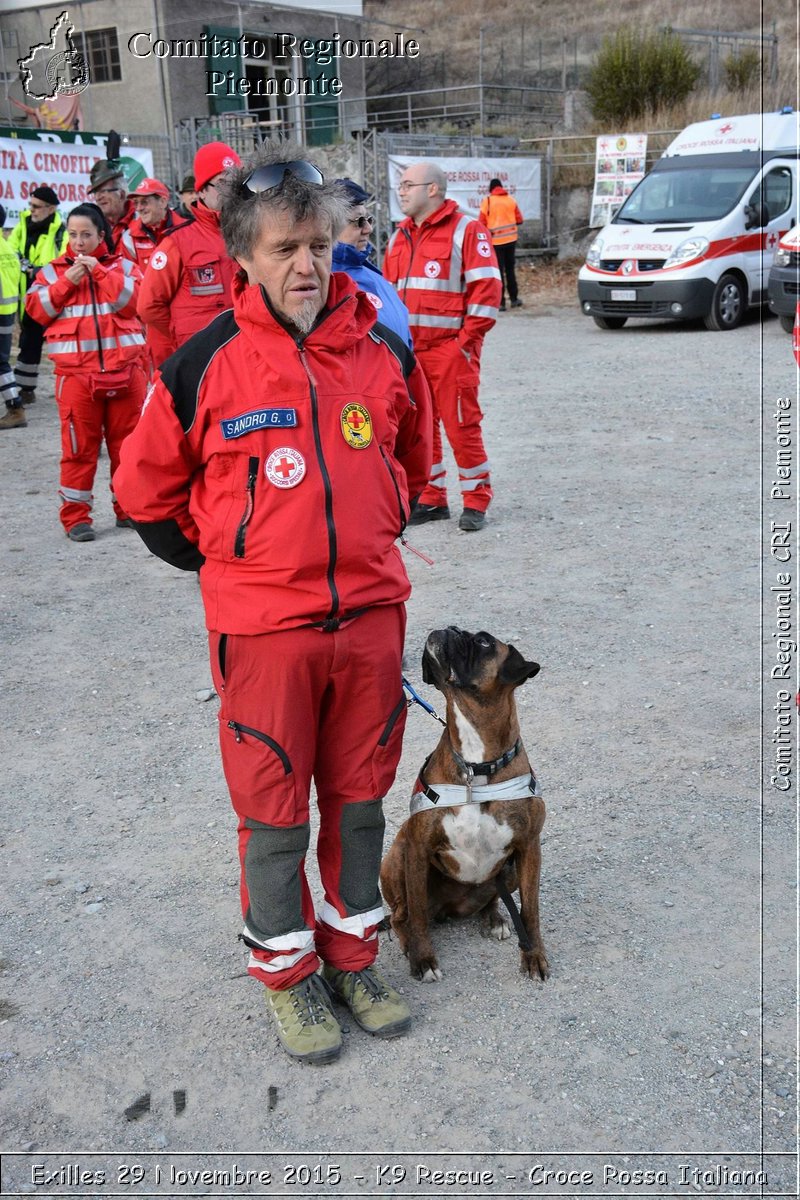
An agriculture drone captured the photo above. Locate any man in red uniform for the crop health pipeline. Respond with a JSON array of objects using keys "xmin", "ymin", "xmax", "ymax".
[
  {"xmin": 114, "ymin": 145, "xmax": 432, "ymax": 1065},
  {"xmin": 137, "ymin": 142, "xmax": 241, "ymax": 367},
  {"xmin": 87, "ymin": 160, "xmax": 137, "ymax": 251},
  {"xmin": 121, "ymin": 177, "xmax": 186, "ymax": 271},
  {"xmin": 384, "ymin": 161, "xmax": 502, "ymax": 531}
]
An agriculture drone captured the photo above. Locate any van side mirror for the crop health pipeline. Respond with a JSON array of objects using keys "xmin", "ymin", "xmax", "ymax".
[{"xmin": 744, "ymin": 202, "xmax": 769, "ymax": 230}]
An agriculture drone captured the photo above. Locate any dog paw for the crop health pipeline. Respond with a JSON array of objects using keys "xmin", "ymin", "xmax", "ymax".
[
  {"xmin": 488, "ymin": 915, "xmax": 512, "ymax": 941},
  {"xmin": 411, "ymin": 955, "xmax": 443, "ymax": 982},
  {"xmin": 521, "ymin": 948, "xmax": 550, "ymax": 981}
]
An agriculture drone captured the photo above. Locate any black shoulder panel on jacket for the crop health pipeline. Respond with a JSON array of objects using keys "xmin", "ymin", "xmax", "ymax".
[
  {"xmin": 159, "ymin": 309, "xmax": 240, "ymax": 433},
  {"xmin": 369, "ymin": 322, "xmax": 416, "ymax": 380}
]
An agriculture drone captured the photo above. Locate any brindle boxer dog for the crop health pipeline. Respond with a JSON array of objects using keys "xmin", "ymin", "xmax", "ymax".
[{"xmin": 381, "ymin": 626, "xmax": 549, "ymax": 982}]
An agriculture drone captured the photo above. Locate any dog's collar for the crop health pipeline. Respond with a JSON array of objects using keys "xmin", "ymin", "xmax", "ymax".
[
  {"xmin": 451, "ymin": 737, "xmax": 523, "ymax": 782},
  {"xmin": 410, "ymin": 771, "xmax": 541, "ymax": 814}
]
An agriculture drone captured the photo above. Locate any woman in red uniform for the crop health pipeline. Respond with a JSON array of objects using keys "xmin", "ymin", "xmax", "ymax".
[{"xmin": 26, "ymin": 203, "xmax": 147, "ymax": 542}]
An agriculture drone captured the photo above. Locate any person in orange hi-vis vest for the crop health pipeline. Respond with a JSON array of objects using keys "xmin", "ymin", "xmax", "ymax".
[{"xmin": 479, "ymin": 177, "xmax": 524, "ymax": 311}]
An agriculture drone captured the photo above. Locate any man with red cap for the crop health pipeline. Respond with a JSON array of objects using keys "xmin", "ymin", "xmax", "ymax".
[
  {"xmin": 120, "ymin": 177, "xmax": 186, "ymax": 272},
  {"xmin": 137, "ymin": 142, "xmax": 241, "ymax": 366}
]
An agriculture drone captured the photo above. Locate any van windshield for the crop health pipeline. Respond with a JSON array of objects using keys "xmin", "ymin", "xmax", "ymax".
[{"xmin": 614, "ymin": 161, "xmax": 756, "ymax": 224}]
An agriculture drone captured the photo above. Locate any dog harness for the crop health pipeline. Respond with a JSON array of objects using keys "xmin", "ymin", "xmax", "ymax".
[{"xmin": 410, "ymin": 769, "xmax": 541, "ymax": 814}]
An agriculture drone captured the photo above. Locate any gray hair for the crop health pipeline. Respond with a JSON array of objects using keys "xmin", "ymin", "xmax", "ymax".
[{"xmin": 220, "ymin": 140, "xmax": 350, "ymax": 260}]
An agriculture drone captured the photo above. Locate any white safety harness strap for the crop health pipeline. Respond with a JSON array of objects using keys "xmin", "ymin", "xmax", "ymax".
[{"xmin": 410, "ymin": 772, "xmax": 541, "ymax": 814}]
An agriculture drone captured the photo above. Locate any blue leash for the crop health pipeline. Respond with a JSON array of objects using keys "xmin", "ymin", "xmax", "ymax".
[{"xmin": 402, "ymin": 676, "xmax": 446, "ymax": 727}]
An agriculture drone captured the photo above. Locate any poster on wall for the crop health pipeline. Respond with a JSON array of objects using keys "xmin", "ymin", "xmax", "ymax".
[
  {"xmin": 590, "ymin": 133, "xmax": 648, "ymax": 228},
  {"xmin": 0, "ymin": 128, "xmax": 154, "ymax": 227},
  {"xmin": 387, "ymin": 155, "xmax": 541, "ymax": 224}
]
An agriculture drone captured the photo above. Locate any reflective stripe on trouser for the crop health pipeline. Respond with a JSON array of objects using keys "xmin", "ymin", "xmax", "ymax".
[
  {"xmin": 0, "ymin": 329, "xmax": 19, "ymax": 405},
  {"xmin": 415, "ymin": 341, "xmax": 492, "ymax": 512},
  {"xmin": 15, "ymin": 311, "xmax": 46, "ymax": 391},
  {"xmin": 208, "ymin": 604, "xmax": 407, "ymax": 991},
  {"xmin": 55, "ymin": 367, "xmax": 146, "ymax": 532}
]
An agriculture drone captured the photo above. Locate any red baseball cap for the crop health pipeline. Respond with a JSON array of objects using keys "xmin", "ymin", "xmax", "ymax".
[
  {"xmin": 193, "ymin": 142, "xmax": 241, "ymax": 192},
  {"xmin": 131, "ymin": 177, "xmax": 170, "ymax": 199}
]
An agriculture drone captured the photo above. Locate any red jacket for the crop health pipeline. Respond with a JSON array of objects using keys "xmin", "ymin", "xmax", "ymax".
[
  {"xmin": 120, "ymin": 209, "xmax": 187, "ymax": 273},
  {"xmin": 112, "ymin": 199, "xmax": 138, "ymax": 254},
  {"xmin": 383, "ymin": 198, "xmax": 502, "ymax": 352},
  {"xmin": 136, "ymin": 201, "xmax": 236, "ymax": 366},
  {"xmin": 26, "ymin": 251, "xmax": 145, "ymax": 376},
  {"xmin": 114, "ymin": 271, "xmax": 433, "ymax": 635}
]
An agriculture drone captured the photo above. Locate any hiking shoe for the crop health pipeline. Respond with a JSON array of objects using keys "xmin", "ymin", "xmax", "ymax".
[
  {"xmin": 322, "ymin": 964, "xmax": 411, "ymax": 1039},
  {"xmin": 458, "ymin": 508, "xmax": 486, "ymax": 532},
  {"xmin": 115, "ymin": 517, "xmax": 135, "ymax": 529},
  {"xmin": 0, "ymin": 406, "xmax": 27, "ymax": 430},
  {"xmin": 510, "ymin": 299, "xmax": 523, "ymax": 308},
  {"xmin": 67, "ymin": 523, "xmax": 95, "ymax": 543},
  {"xmin": 408, "ymin": 503, "xmax": 450, "ymax": 526},
  {"xmin": 499, "ymin": 302, "xmax": 507, "ymax": 311},
  {"xmin": 20, "ymin": 388, "xmax": 36, "ymax": 405},
  {"xmin": 264, "ymin": 974, "xmax": 342, "ymax": 1064}
]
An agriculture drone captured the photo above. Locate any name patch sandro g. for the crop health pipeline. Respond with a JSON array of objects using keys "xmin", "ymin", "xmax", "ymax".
[{"xmin": 220, "ymin": 408, "xmax": 298, "ymax": 440}]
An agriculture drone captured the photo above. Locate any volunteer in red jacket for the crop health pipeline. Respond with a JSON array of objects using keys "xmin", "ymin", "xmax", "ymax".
[
  {"xmin": 27, "ymin": 203, "xmax": 146, "ymax": 542},
  {"xmin": 87, "ymin": 160, "xmax": 137, "ymax": 251},
  {"xmin": 137, "ymin": 142, "xmax": 240, "ymax": 367},
  {"xmin": 479, "ymin": 177, "xmax": 524, "ymax": 311},
  {"xmin": 114, "ymin": 144, "xmax": 432, "ymax": 1066},
  {"xmin": 121, "ymin": 177, "xmax": 186, "ymax": 271},
  {"xmin": 384, "ymin": 161, "xmax": 502, "ymax": 532}
]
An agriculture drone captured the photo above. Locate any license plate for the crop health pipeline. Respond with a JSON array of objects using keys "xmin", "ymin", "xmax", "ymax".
[{"xmin": 610, "ymin": 289, "xmax": 637, "ymax": 301}]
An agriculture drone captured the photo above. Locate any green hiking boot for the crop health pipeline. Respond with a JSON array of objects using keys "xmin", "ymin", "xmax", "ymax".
[
  {"xmin": 322, "ymin": 964, "xmax": 411, "ymax": 1039},
  {"xmin": 264, "ymin": 974, "xmax": 342, "ymax": 1064}
]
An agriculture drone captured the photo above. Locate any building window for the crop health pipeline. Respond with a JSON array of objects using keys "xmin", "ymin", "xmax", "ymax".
[
  {"xmin": 243, "ymin": 37, "xmax": 297, "ymax": 133},
  {"xmin": 73, "ymin": 28, "xmax": 121, "ymax": 84}
]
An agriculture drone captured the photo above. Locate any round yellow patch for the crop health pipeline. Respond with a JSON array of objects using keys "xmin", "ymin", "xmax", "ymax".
[{"xmin": 341, "ymin": 403, "xmax": 373, "ymax": 449}]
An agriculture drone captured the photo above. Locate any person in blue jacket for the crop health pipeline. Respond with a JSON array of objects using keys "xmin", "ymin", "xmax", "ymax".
[{"xmin": 332, "ymin": 179, "xmax": 412, "ymax": 348}]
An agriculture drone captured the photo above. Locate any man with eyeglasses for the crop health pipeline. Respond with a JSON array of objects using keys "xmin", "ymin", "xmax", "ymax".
[
  {"xmin": 87, "ymin": 160, "xmax": 136, "ymax": 250},
  {"xmin": 114, "ymin": 143, "xmax": 431, "ymax": 1066},
  {"xmin": 137, "ymin": 142, "xmax": 241, "ymax": 367},
  {"xmin": 332, "ymin": 178, "xmax": 412, "ymax": 348},
  {"xmin": 0, "ymin": 186, "xmax": 67, "ymax": 423},
  {"xmin": 384, "ymin": 162, "xmax": 502, "ymax": 532}
]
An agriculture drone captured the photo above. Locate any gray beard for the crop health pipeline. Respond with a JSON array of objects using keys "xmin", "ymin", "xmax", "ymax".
[{"xmin": 287, "ymin": 299, "xmax": 322, "ymax": 337}]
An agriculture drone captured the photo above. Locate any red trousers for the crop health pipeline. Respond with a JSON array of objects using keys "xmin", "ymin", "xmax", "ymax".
[
  {"xmin": 415, "ymin": 338, "xmax": 492, "ymax": 513},
  {"xmin": 208, "ymin": 604, "xmax": 408, "ymax": 990},
  {"xmin": 55, "ymin": 366, "xmax": 146, "ymax": 533}
]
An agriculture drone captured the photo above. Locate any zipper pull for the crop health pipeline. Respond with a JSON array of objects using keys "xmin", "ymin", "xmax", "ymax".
[
  {"xmin": 401, "ymin": 534, "xmax": 435, "ymax": 566},
  {"xmin": 228, "ymin": 720, "xmax": 242, "ymax": 743}
]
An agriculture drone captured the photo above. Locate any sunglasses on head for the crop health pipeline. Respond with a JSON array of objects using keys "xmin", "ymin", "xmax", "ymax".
[{"xmin": 241, "ymin": 161, "xmax": 324, "ymax": 196}]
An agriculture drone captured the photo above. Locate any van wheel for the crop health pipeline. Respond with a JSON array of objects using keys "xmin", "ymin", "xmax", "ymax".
[
  {"xmin": 704, "ymin": 274, "xmax": 745, "ymax": 330},
  {"xmin": 779, "ymin": 314, "xmax": 794, "ymax": 333},
  {"xmin": 592, "ymin": 315, "xmax": 628, "ymax": 329}
]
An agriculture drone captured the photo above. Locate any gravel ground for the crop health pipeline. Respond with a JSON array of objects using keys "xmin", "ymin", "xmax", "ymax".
[{"xmin": 0, "ymin": 303, "xmax": 795, "ymax": 1196}]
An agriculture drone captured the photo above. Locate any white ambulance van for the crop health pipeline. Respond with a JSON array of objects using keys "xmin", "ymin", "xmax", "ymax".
[{"xmin": 578, "ymin": 110, "xmax": 799, "ymax": 330}]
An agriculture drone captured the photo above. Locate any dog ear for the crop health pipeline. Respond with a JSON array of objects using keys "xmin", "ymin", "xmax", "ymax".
[{"xmin": 501, "ymin": 645, "xmax": 540, "ymax": 686}]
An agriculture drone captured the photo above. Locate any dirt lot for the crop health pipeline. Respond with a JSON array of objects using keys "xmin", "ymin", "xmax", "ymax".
[{"xmin": 0, "ymin": 299, "xmax": 795, "ymax": 1195}]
